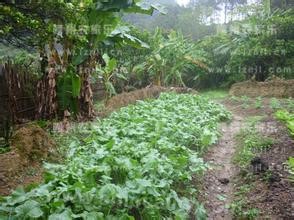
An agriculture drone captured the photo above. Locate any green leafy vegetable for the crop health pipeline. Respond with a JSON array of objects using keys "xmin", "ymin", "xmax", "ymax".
[{"xmin": 0, "ymin": 93, "xmax": 230, "ymax": 218}]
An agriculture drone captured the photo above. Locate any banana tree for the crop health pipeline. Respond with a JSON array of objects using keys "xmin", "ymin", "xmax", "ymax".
[
  {"xmin": 96, "ymin": 54, "xmax": 125, "ymax": 99},
  {"xmin": 136, "ymin": 29, "xmax": 206, "ymax": 87},
  {"xmin": 1, "ymin": 1, "xmax": 163, "ymax": 119}
]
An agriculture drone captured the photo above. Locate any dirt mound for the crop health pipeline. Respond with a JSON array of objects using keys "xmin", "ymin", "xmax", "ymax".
[
  {"xmin": 102, "ymin": 86, "xmax": 197, "ymax": 116},
  {"xmin": 229, "ymin": 78, "xmax": 294, "ymax": 98},
  {"xmin": 0, "ymin": 124, "xmax": 56, "ymax": 195},
  {"xmin": 11, "ymin": 124, "xmax": 56, "ymax": 161}
]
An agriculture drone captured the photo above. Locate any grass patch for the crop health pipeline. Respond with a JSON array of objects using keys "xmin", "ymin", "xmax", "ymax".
[
  {"xmin": 234, "ymin": 127, "xmax": 273, "ymax": 171},
  {"xmin": 94, "ymin": 100, "xmax": 106, "ymax": 113},
  {"xmin": 200, "ymin": 89, "xmax": 229, "ymax": 100}
]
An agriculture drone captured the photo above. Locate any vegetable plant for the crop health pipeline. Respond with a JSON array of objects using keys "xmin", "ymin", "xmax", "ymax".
[
  {"xmin": 0, "ymin": 93, "xmax": 230, "ymax": 219},
  {"xmin": 275, "ymin": 110, "xmax": 294, "ymax": 137}
]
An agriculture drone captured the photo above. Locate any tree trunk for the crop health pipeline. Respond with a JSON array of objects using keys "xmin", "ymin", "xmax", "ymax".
[
  {"xmin": 36, "ymin": 46, "xmax": 58, "ymax": 119},
  {"xmin": 77, "ymin": 52, "xmax": 100, "ymax": 119}
]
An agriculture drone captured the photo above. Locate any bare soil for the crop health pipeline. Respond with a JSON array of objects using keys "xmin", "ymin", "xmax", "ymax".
[
  {"xmin": 199, "ymin": 102, "xmax": 245, "ymax": 219},
  {"xmin": 248, "ymin": 118, "xmax": 294, "ymax": 219},
  {"xmin": 200, "ymin": 97, "xmax": 294, "ymax": 219}
]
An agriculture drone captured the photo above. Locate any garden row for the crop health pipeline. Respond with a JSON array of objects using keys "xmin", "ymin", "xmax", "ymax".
[{"xmin": 0, "ymin": 93, "xmax": 230, "ymax": 219}]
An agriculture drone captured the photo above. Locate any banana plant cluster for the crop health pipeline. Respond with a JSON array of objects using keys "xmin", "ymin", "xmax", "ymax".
[
  {"xmin": 0, "ymin": 0, "xmax": 164, "ymax": 118},
  {"xmin": 135, "ymin": 29, "xmax": 207, "ymax": 87}
]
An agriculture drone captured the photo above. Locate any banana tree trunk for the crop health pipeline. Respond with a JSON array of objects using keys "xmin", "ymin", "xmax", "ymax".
[
  {"xmin": 77, "ymin": 52, "xmax": 100, "ymax": 118},
  {"xmin": 79, "ymin": 70, "xmax": 94, "ymax": 118},
  {"xmin": 36, "ymin": 47, "xmax": 58, "ymax": 119}
]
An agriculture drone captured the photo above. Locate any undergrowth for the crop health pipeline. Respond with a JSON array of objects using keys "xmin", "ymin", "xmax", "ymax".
[{"xmin": 233, "ymin": 120, "xmax": 274, "ymax": 171}]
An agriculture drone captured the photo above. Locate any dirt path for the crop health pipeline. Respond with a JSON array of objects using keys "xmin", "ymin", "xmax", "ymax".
[{"xmin": 200, "ymin": 114, "xmax": 244, "ymax": 220}]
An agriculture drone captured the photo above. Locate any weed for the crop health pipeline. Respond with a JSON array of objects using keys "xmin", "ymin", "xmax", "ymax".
[
  {"xmin": 94, "ymin": 101, "xmax": 106, "ymax": 113},
  {"xmin": 230, "ymin": 119, "xmax": 274, "ymax": 219},
  {"xmin": 241, "ymin": 95, "xmax": 250, "ymax": 109},
  {"xmin": 286, "ymin": 157, "xmax": 294, "ymax": 182},
  {"xmin": 270, "ymin": 98, "xmax": 281, "ymax": 110},
  {"xmin": 262, "ymin": 170, "xmax": 274, "ymax": 183},
  {"xmin": 229, "ymin": 199, "xmax": 259, "ymax": 220},
  {"xmin": 234, "ymin": 125, "xmax": 273, "ymax": 170},
  {"xmin": 230, "ymin": 95, "xmax": 240, "ymax": 102},
  {"xmin": 245, "ymin": 116, "xmax": 265, "ymax": 126},
  {"xmin": 35, "ymin": 120, "xmax": 49, "ymax": 129},
  {"xmin": 229, "ymin": 182, "xmax": 259, "ymax": 219},
  {"xmin": 26, "ymin": 167, "xmax": 38, "ymax": 176},
  {"xmin": 200, "ymin": 90, "xmax": 229, "ymax": 100},
  {"xmin": 254, "ymin": 97, "xmax": 263, "ymax": 109},
  {"xmin": 286, "ymin": 98, "xmax": 294, "ymax": 112}
]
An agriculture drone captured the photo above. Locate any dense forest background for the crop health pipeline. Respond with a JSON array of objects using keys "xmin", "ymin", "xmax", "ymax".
[{"xmin": 121, "ymin": 0, "xmax": 293, "ymax": 89}]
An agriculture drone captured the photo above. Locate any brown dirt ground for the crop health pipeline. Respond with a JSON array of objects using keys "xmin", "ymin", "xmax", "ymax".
[
  {"xmin": 0, "ymin": 124, "xmax": 56, "ymax": 196},
  {"xmin": 200, "ymin": 97, "xmax": 294, "ymax": 219},
  {"xmin": 199, "ymin": 114, "xmax": 244, "ymax": 219}
]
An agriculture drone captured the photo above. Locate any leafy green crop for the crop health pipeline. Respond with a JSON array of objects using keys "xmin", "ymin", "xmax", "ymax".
[
  {"xmin": 275, "ymin": 110, "xmax": 294, "ymax": 137},
  {"xmin": 0, "ymin": 93, "xmax": 230, "ymax": 219},
  {"xmin": 286, "ymin": 157, "xmax": 294, "ymax": 182}
]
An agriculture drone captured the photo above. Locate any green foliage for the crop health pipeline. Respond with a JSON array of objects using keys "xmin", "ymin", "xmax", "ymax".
[
  {"xmin": 241, "ymin": 95, "xmax": 250, "ymax": 109},
  {"xmin": 104, "ymin": 27, "xmax": 207, "ymax": 90},
  {"xmin": 1, "ymin": 1, "xmax": 162, "ymax": 117},
  {"xmin": 254, "ymin": 97, "xmax": 263, "ymax": 109},
  {"xmin": 226, "ymin": 7, "xmax": 294, "ymax": 82},
  {"xmin": 0, "ymin": 93, "xmax": 230, "ymax": 219},
  {"xmin": 200, "ymin": 90, "xmax": 229, "ymax": 100},
  {"xmin": 137, "ymin": 29, "xmax": 204, "ymax": 86},
  {"xmin": 270, "ymin": 98, "xmax": 281, "ymax": 110},
  {"xmin": 275, "ymin": 110, "xmax": 294, "ymax": 137},
  {"xmin": 57, "ymin": 66, "xmax": 81, "ymax": 114},
  {"xmin": 97, "ymin": 54, "xmax": 119, "ymax": 98},
  {"xmin": 286, "ymin": 157, "xmax": 294, "ymax": 182},
  {"xmin": 190, "ymin": 5, "xmax": 294, "ymax": 88},
  {"xmin": 229, "ymin": 199, "xmax": 259, "ymax": 220},
  {"xmin": 234, "ymin": 121, "xmax": 274, "ymax": 170},
  {"xmin": 193, "ymin": 33, "xmax": 233, "ymax": 88}
]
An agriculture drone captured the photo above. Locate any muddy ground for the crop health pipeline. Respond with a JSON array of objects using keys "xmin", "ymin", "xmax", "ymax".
[{"xmin": 200, "ymin": 97, "xmax": 294, "ymax": 219}]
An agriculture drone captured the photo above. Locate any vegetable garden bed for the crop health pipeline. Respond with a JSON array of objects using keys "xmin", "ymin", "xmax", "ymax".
[{"xmin": 0, "ymin": 93, "xmax": 230, "ymax": 219}]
